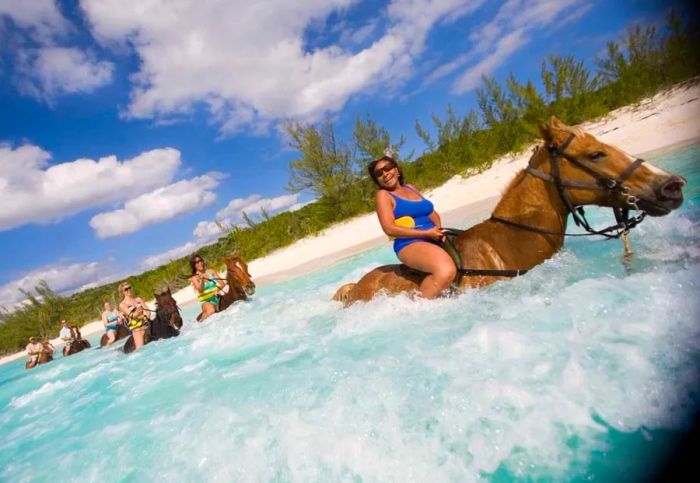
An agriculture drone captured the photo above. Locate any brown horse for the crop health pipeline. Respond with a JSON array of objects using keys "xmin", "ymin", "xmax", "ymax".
[
  {"xmin": 195, "ymin": 250, "xmax": 256, "ymax": 321},
  {"xmin": 334, "ymin": 117, "xmax": 686, "ymax": 306},
  {"xmin": 63, "ymin": 326, "xmax": 92, "ymax": 356},
  {"xmin": 99, "ymin": 324, "xmax": 130, "ymax": 348},
  {"xmin": 25, "ymin": 343, "xmax": 54, "ymax": 369},
  {"xmin": 123, "ymin": 288, "xmax": 182, "ymax": 354}
]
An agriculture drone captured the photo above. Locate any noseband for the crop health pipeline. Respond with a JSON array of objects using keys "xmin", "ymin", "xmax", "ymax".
[{"xmin": 492, "ymin": 132, "xmax": 647, "ymax": 239}]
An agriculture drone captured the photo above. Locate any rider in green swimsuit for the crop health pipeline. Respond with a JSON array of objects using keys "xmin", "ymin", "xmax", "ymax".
[{"xmin": 190, "ymin": 254, "xmax": 225, "ymax": 322}]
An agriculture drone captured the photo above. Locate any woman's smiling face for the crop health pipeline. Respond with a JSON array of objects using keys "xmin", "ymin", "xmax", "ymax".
[{"xmin": 374, "ymin": 160, "xmax": 399, "ymax": 188}]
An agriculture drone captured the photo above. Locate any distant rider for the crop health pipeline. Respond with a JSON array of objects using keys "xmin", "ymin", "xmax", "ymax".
[{"xmin": 189, "ymin": 254, "xmax": 226, "ymax": 322}]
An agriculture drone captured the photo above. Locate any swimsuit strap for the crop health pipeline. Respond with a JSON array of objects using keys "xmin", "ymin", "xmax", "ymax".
[{"xmin": 403, "ymin": 184, "xmax": 422, "ymax": 197}]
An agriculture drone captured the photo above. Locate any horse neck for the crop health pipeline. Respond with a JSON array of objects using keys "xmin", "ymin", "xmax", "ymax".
[{"xmin": 491, "ymin": 152, "xmax": 571, "ymax": 256}]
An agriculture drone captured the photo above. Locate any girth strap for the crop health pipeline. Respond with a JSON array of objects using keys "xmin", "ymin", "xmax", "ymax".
[{"xmin": 442, "ymin": 228, "xmax": 528, "ymax": 279}]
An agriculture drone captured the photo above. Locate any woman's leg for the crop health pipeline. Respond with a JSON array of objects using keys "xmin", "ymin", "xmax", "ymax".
[
  {"xmin": 199, "ymin": 302, "xmax": 217, "ymax": 322},
  {"xmin": 398, "ymin": 241, "xmax": 457, "ymax": 299},
  {"xmin": 132, "ymin": 327, "xmax": 146, "ymax": 349},
  {"xmin": 107, "ymin": 331, "xmax": 116, "ymax": 344}
]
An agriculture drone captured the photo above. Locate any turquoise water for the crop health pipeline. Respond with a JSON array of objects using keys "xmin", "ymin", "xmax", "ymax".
[{"xmin": 1, "ymin": 143, "xmax": 698, "ymax": 482}]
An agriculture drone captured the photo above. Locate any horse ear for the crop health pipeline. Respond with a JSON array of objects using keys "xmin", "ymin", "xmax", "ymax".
[
  {"xmin": 538, "ymin": 121, "xmax": 553, "ymax": 144},
  {"xmin": 549, "ymin": 115, "xmax": 566, "ymax": 129},
  {"xmin": 232, "ymin": 248, "xmax": 241, "ymax": 258}
]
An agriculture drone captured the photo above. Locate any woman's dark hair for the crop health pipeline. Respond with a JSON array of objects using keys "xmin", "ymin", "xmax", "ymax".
[
  {"xmin": 368, "ymin": 156, "xmax": 404, "ymax": 187},
  {"xmin": 189, "ymin": 253, "xmax": 204, "ymax": 276}
]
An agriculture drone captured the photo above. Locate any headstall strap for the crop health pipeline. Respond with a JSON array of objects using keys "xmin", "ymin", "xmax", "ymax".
[{"xmin": 509, "ymin": 131, "xmax": 647, "ymax": 239}]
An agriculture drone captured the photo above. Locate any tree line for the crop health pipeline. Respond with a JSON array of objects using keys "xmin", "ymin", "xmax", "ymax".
[{"xmin": 1, "ymin": 12, "xmax": 698, "ymax": 355}]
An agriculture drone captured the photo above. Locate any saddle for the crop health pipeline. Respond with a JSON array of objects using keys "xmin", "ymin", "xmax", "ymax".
[
  {"xmin": 397, "ymin": 228, "xmax": 526, "ymax": 284},
  {"xmin": 396, "ymin": 230, "xmax": 463, "ymax": 284}
]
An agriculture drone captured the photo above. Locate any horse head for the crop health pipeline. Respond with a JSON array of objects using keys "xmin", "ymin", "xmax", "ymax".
[
  {"xmin": 223, "ymin": 251, "xmax": 256, "ymax": 297},
  {"xmin": 536, "ymin": 116, "xmax": 685, "ymax": 216},
  {"xmin": 154, "ymin": 287, "xmax": 183, "ymax": 330}
]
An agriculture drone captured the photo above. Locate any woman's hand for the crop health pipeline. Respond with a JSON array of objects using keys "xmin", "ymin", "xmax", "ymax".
[{"xmin": 423, "ymin": 226, "xmax": 446, "ymax": 242}]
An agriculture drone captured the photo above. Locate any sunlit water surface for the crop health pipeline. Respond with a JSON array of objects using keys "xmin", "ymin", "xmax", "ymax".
[{"xmin": 1, "ymin": 143, "xmax": 699, "ymax": 482}]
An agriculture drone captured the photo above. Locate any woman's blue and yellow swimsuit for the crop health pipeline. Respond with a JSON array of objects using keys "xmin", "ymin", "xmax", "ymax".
[{"xmin": 389, "ymin": 189, "xmax": 436, "ymax": 255}]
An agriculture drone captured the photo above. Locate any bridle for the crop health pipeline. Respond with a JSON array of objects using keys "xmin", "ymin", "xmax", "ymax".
[
  {"xmin": 450, "ymin": 132, "xmax": 648, "ymax": 279},
  {"xmin": 492, "ymin": 132, "xmax": 647, "ymax": 239},
  {"xmin": 156, "ymin": 300, "xmax": 182, "ymax": 331}
]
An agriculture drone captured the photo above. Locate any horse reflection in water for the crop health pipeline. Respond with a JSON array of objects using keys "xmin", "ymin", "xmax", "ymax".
[
  {"xmin": 123, "ymin": 288, "xmax": 183, "ymax": 354},
  {"xmin": 196, "ymin": 250, "xmax": 256, "ymax": 322},
  {"xmin": 334, "ymin": 116, "xmax": 686, "ymax": 306}
]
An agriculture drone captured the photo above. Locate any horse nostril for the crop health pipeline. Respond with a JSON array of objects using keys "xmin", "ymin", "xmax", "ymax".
[{"xmin": 658, "ymin": 175, "xmax": 686, "ymax": 200}]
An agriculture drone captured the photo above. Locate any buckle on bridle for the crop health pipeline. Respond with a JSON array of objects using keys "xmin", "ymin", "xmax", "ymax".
[{"xmin": 604, "ymin": 179, "xmax": 618, "ymax": 189}]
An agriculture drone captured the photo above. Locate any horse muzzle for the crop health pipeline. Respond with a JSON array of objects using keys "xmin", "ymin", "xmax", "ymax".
[
  {"xmin": 638, "ymin": 175, "xmax": 686, "ymax": 216},
  {"xmin": 245, "ymin": 283, "xmax": 256, "ymax": 296}
]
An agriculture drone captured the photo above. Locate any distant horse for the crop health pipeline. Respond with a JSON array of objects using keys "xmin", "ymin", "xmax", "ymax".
[
  {"xmin": 195, "ymin": 250, "xmax": 256, "ymax": 321},
  {"xmin": 63, "ymin": 327, "xmax": 91, "ymax": 357},
  {"xmin": 334, "ymin": 116, "xmax": 686, "ymax": 306},
  {"xmin": 25, "ymin": 343, "xmax": 53, "ymax": 369},
  {"xmin": 123, "ymin": 288, "xmax": 182, "ymax": 354}
]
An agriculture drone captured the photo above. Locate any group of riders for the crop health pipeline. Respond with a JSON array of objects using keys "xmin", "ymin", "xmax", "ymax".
[
  {"xmin": 24, "ymin": 154, "xmax": 455, "ymax": 369},
  {"xmin": 25, "ymin": 253, "xmax": 233, "ymax": 368}
]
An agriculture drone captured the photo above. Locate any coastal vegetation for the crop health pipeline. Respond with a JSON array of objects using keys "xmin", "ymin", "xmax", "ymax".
[{"xmin": 1, "ymin": 13, "xmax": 698, "ymax": 355}]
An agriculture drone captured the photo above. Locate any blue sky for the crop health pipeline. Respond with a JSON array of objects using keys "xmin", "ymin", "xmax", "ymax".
[{"xmin": 0, "ymin": 0, "xmax": 685, "ymax": 306}]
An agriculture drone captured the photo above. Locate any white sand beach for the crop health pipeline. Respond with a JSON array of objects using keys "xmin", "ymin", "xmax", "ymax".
[{"xmin": 2, "ymin": 81, "xmax": 699, "ymax": 366}]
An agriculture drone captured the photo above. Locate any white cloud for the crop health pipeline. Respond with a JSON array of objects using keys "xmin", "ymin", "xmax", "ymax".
[
  {"xmin": 450, "ymin": 0, "xmax": 586, "ymax": 93},
  {"xmin": 90, "ymin": 173, "xmax": 224, "ymax": 238},
  {"xmin": 287, "ymin": 199, "xmax": 314, "ymax": 212},
  {"xmin": 0, "ymin": 0, "xmax": 68, "ymax": 40},
  {"xmin": 17, "ymin": 47, "xmax": 114, "ymax": 99},
  {"xmin": 192, "ymin": 193, "xmax": 303, "ymax": 243},
  {"xmin": 80, "ymin": 0, "xmax": 483, "ymax": 134},
  {"xmin": 1, "ymin": 0, "xmax": 115, "ymax": 100},
  {"xmin": 217, "ymin": 193, "xmax": 300, "ymax": 224},
  {"xmin": 452, "ymin": 28, "xmax": 527, "ymax": 93},
  {"xmin": 0, "ymin": 144, "xmax": 181, "ymax": 231},
  {"xmin": 193, "ymin": 220, "xmax": 226, "ymax": 243},
  {"xmin": 0, "ymin": 261, "xmax": 120, "ymax": 308},
  {"xmin": 141, "ymin": 241, "xmax": 203, "ymax": 269},
  {"xmin": 145, "ymin": 192, "xmax": 307, "ymax": 270}
]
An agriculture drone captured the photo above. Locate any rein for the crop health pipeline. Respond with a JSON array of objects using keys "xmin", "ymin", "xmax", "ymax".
[{"xmin": 448, "ymin": 133, "xmax": 648, "ymax": 279}]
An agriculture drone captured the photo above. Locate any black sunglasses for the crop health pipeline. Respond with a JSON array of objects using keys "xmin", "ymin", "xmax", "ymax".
[
  {"xmin": 123, "ymin": 286, "xmax": 132, "ymax": 291},
  {"xmin": 374, "ymin": 163, "xmax": 396, "ymax": 178}
]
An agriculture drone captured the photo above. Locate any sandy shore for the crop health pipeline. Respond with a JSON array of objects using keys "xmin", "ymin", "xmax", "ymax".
[{"xmin": 2, "ymin": 81, "xmax": 699, "ymax": 367}]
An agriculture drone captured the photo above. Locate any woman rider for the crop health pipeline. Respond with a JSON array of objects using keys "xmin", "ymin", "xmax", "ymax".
[
  {"xmin": 189, "ymin": 254, "xmax": 226, "ymax": 322},
  {"xmin": 118, "ymin": 282, "xmax": 149, "ymax": 350},
  {"xmin": 101, "ymin": 301, "xmax": 124, "ymax": 345},
  {"xmin": 368, "ymin": 156, "xmax": 456, "ymax": 299}
]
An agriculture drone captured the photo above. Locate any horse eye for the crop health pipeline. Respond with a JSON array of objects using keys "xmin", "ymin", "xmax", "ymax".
[{"xmin": 589, "ymin": 151, "xmax": 605, "ymax": 161}]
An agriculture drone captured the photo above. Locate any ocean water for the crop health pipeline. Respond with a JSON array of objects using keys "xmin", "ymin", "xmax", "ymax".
[{"xmin": 0, "ymin": 143, "xmax": 698, "ymax": 482}]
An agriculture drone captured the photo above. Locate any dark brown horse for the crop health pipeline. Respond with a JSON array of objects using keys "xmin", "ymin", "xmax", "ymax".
[
  {"xmin": 334, "ymin": 117, "xmax": 686, "ymax": 306},
  {"xmin": 63, "ymin": 326, "xmax": 92, "ymax": 356},
  {"xmin": 99, "ymin": 324, "xmax": 130, "ymax": 348},
  {"xmin": 195, "ymin": 250, "xmax": 256, "ymax": 321},
  {"xmin": 123, "ymin": 288, "xmax": 182, "ymax": 354},
  {"xmin": 25, "ymin": 342, "xmax": 54, "ymax": 369}
]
